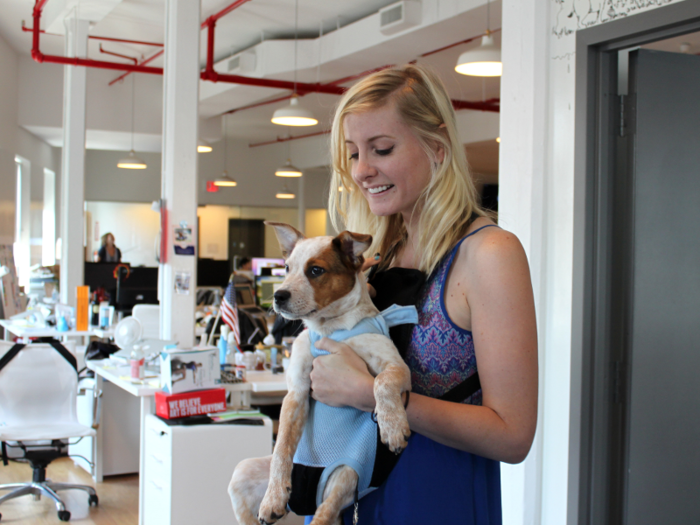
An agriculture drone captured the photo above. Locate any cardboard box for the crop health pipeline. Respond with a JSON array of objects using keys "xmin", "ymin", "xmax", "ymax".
[
  {"xmin": 155, "ymin": 388, "xmax": 227, "ymax": 419},
  {"xmin": 160, "ymin": 347, "xmax": 219, "ymax": 394}
]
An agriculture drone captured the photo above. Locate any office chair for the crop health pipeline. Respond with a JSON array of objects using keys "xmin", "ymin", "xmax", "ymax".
[
  {"xmin": 0, "ymin": 341, "xmax": 99, "ymax": 522},
  {"xmin": 132, "ymin": 303, "xmax": 160, "ymax": 339}
]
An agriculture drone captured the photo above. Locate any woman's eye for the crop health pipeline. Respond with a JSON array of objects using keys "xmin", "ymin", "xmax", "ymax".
[
  {"xmin": 349, "ymin": 152, "xmax": 359, "ymax": 161},
  {"xmin": 309, "ymin": 266, "xmax": 325, "ymax": 277},
  {"xmin": 376, "ymin": 146, "xmax": 394, "ymax": 156}
]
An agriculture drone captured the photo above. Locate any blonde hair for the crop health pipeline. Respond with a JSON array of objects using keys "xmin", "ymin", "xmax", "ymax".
[{"xmin": 329, "ymin": 64, "xmax": 488, "ymax": 275}]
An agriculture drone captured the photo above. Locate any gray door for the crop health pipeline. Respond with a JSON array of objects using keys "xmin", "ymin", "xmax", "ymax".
[{"xmin": 624, "ymin": 48, "xmax": 700, "ymax": 524}]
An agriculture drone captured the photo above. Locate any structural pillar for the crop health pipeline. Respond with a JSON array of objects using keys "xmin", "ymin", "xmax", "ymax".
[
  {"xmin": 297, "ymin": 175, "xmax": 305, "ymax": 234},
  {"xmin": 159, "ymin": 0, "xmax": 200, "ymax": 347},
  {"xmin": 59, "ymin": 16, "xmax": 89, "ymax": 307}
]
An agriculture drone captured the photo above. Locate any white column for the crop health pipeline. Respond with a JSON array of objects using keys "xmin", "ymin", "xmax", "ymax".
[
  {"xmin": 297, "ymin": 175, "xmax": 305, "ymax": 234},
  {"xmin": 59, "ymin": 16, "xmax": 89, "ymax": 307},
  {"xmin": 159, "ymin": 0, "xmax": 200, "ymax": 347}
]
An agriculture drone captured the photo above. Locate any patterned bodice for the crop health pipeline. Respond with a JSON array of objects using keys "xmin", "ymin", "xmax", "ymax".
[{"xmin": 405, "ymin": 237, "xmax": 483, "ymax": 405}]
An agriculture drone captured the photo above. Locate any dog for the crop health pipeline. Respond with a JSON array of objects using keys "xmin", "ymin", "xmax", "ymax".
[{"xmin": 229, "ymin": 222, "xmax": 416, "ymax": 525}]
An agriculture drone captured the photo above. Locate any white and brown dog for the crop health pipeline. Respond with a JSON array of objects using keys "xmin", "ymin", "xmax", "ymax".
[{"xmin": 228, "ymin": 222, "xmax": 415, "ymax": 525}]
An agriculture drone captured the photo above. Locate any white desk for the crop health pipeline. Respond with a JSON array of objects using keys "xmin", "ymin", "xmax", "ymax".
[
  {"xmin": 0, "ymin": 320, "xmax": 113, "ymax": 345},
  {"xmin": 86, "ymin": 360, "xmax": 288, "ymax": 525}
]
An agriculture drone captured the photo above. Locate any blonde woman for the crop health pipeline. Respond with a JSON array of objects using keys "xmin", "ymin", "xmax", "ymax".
[
  {"xmin": 307, "ymin": 65, "xmax": 538, "ymax": 524},
  {"xmin": 98, "ymin": 232, "xmax": 121, "ymax": 263}
]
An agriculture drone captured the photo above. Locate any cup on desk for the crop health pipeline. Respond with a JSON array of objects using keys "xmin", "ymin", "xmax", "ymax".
[
  {"xmin": 242, "ymin": 351, "xmax": 257, "ymax": 371},
  {"xmin": 99, "ymin": 304, "xmax": 114, "ymax": 328}
]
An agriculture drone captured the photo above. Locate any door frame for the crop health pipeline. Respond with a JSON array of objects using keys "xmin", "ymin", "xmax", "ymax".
[{"xmin": 572, "ymin": 3, "xmax": 700, "ymax": 524}]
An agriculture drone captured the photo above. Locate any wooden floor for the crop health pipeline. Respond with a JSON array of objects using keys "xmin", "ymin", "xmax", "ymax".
[{"xmin": 0, "ymin": 458, "xmax": 138, "ymax": 525}]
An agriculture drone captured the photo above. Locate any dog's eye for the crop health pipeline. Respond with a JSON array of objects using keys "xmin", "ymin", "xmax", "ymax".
[
  {"xmin": 308, "ymin": 266, "xmax": 325, "ymax": 277},
  {"xmin": 285, "ymin": 265, "xmax": 289, "ymax": 273}
]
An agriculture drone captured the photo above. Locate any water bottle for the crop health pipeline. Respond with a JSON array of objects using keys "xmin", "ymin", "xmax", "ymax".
[{"xmin": 130, "ymin": 344, "xmax": 145, "ymax": 381}]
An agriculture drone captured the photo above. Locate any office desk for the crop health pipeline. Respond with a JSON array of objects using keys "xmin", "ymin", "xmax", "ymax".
[
  {"xmin": 86, "ymin": 360, "xmax": 288, "ymax": 525},
  {"xmin": 0, "ymin": 320, "xmax": 113, "ymax": 346}
]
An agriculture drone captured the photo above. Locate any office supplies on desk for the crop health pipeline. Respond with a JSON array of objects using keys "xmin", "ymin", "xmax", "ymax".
[
  {"xmin": 155, "ymin": 388, "xmax": 226, "ymax": 419},
  {"xmin": 160, "ymin": 347, "xmax": 218, "ymax": 394}
]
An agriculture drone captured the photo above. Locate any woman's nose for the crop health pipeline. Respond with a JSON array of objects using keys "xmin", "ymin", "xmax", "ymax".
[{"xmin": 353, "ymin": 156, "xmax": 377, "ymax": 182}]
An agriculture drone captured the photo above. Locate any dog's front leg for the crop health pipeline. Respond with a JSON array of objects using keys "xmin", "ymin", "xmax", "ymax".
[
  {"xmin": 259, "ymin": 330, "xmax": 313, "ymax": 524},
  {"xmin": 349, "ymin": 334, "xmax": 412, "ymax": 454}
]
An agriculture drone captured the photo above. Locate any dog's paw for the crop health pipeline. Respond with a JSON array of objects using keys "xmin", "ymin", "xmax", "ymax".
[
  {"xmin": 258, "ymin": 481, "xmax": 290, "ymax": 524},
  {"xmin": 376, "ymin": 411, "xmax": 411, "ymax": 454}
]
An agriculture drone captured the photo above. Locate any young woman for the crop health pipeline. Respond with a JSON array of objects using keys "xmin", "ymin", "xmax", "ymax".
[
  {"xmin": 308, "ymin": 65, "xmax": 538, "ymax": 524},
  {"xmin": 98, "ymin": 232, "xmax": 122, "ymax": 263}
]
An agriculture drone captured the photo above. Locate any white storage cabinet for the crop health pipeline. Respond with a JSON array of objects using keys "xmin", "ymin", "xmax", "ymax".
[{"xmin": 142, "ymin": 413, "xmax": 273, "ymax": 525}]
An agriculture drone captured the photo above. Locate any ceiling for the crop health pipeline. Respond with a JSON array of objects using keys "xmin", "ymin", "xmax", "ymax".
[{"xmin": 2, "ymin": 0, "xmax": 504, "ymax": 174}]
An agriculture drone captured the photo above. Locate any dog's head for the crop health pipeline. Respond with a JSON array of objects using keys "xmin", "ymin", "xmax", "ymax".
[{"xmin": 265, "ymin": 222, "xmax": 372, "ymax": 322}]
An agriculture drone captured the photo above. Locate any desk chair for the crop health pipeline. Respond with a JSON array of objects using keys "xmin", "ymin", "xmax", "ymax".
[
  {"xmin": 132, "ymin": 303, "xmax": 160, "ymax": 340},
  {"xmin": 0, "ymin": 341, "xmax": 99, "ymax": 522}
]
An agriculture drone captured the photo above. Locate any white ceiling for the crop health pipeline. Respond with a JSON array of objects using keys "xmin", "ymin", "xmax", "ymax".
[{"xmin": 2, "ymin": 0, "xmax": 504, "ymax": 161}]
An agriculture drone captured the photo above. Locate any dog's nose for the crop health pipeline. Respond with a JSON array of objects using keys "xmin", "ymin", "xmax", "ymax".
[{"xmin": 274, "ymin": 289, "xmax": 291, "ymax": 305}]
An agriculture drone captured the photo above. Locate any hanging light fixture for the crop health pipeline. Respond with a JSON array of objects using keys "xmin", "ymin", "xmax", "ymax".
[
  {"xmin": 276, "ymin": 184, "xmax": 296, "ymax": 199},
  {"xmin": 213, "ymin": 114, "xmax": 237, "ymax": 187},
  {"xmin": 271, "ymin": 0, "xmax": 318, "ymax": 127},
  {"xmin": 197, "ymin": 138, "xmax": 213, "ymax": 153},
  {"xmin": 275, "ymin": 159, "xmax": 302, "ymax": 177},
  {"xmin": 118, "ymin": 74, "xmax": 147, "ymax": 169},
  {"xmin": 455, "ymin": 0, "xmax": 502, "ymax": 77}
]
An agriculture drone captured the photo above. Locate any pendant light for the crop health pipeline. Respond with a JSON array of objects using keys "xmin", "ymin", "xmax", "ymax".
[
  {"xmin": 118, "ymin": 74, "xmax": 147, "ymax": 169},
  {"xmin": 213, "ymin": 115, "xmax": 237, "ymax": 187},
  {"xmin": 276, "ymin": 184, "xmax": 296, "ymax": 199},
  {"xmin": 455, "ymin": 0, "xmax": 502, "ymax": 77},
  {"xmin": 271, "ymin": 0, "xmax": 318, "ymax": 127},
  {"xmin": 197, "ymin": 139, "xmax": 213, "ymax": 153},
  {"xmin": 275, "ymin": 138, "xmax": 303, "ymax": 177}
]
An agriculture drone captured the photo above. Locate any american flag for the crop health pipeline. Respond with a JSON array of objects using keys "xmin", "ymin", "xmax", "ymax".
[{"xmin": 220, "ymin": 277, "xmax": 240, "ymax": 350}]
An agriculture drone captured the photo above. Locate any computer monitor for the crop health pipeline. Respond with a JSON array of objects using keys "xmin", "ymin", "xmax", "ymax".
[
  {"xmin": 251, "ymin": 257, "xmax": 285, "ymax": 277},
  {"xmin": 256, "ymin": 275, "xmax": 286, "ymax": 308},
  {"xmin": 270, "ymin": 267, "xmax": 286, "ymax": 277},
  {"xmin": 234, "ymin": 283, "xmax": 256, "ymax": 307}
]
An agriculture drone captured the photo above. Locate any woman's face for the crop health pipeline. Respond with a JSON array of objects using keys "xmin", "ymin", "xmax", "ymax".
[
  {"xmin": 344, "ymin": 102, "xmax": 439, "ymax": 220},
  {"xmin": 105, "ymin": 234, "xmax": 114, "ymax": 246}
]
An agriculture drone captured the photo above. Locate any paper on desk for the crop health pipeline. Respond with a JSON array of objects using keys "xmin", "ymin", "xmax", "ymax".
[{"xmin": 208, "ymin": 409, "xmax": 264, "ymax": 422}]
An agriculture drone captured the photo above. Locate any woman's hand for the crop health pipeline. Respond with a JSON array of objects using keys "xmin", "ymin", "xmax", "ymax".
[{"xmin": 310, "ymin": 338, "xmax": 376, "ymax": 411}]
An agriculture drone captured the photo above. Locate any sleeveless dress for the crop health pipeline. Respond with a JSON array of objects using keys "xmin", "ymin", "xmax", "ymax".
[{"xmin": 338, "ymin": 224, "xmax": 502, "ymax": 525}]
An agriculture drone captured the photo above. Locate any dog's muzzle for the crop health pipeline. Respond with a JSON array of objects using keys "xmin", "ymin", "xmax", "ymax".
[{"xmin": 274, "ymin": 289, "xmax": 291, "ymax": 308}]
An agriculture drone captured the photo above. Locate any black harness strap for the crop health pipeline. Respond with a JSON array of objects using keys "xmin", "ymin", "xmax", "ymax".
[
  {"xmin": 438, "ymin": 372, "xmax": 481, "ymax": 403},
  {"xmin": 0, "ymin": 343, "xmax": 26, "ymax": 374}
]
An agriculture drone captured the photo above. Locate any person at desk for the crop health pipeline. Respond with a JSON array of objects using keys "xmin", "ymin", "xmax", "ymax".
[
  {"xmin": 233, "ymin": 257, "xmax": 254, "ymax": 285},
  {"xmin": 97, "ymin": 233, "xmax": 122, "ymax": 263}
]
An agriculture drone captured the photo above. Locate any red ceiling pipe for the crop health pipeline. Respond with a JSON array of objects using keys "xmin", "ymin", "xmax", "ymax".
[
  {"xmin": 249, "ymin": 130, "xmax": 330, "ymax": 148},
  {"xmin": 451, "ymin": 98, "xmax": 500, "ymax": 113},
  {"xmin": 108, "ymin": 49, "xmax": 164, "ymax": 86},
  {"xmin": 31, "ymin": 0, "xmax": 163, "ymax": 76},
  {"xmin": 99, "ymin": 44, "xmax": 138, "ymax": 65},
  {"xmin": 23, "ymin": 21, "xmax": 164, "ymax": 47}
]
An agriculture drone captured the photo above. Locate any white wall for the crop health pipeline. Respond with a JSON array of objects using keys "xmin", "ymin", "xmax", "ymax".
[{"xmin": 499, "ymin": 1, "xmax": 689, "ymax": 524}]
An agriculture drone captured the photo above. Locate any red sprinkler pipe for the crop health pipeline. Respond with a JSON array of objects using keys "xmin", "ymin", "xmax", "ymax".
[
  {"xmin": 99, "ymin": 44, "xmax": 138, "ymax": 65},
  {"xmin": 31, "ymin": 0, "xmax": 163, "ymax": 76},
  {"xmin": 249, "ymin": 130, "xmax": 330, "ymax": 148},
  {"xmin": 22, "ymin": 21, "xmax": 164, "ymax": 48},
  {"xmin": 108, "ymin": 49, "xmax": 164, "ymax": 86}
]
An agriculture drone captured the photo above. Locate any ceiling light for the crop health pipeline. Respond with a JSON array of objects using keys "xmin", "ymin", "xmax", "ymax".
[
  {"xmin": 271, "ymin": 96, "xmax": 318, "ymax": 127},
  {"xmin": 276, "ymin": 182, "xmax": 295, "ymax": 199},
  {"xmin": 117, "ymin": 150, "xmax": 147, "ymax": 169},
  {"xmin": 455, "ymin": 1, "xmax": 501, "ymax": 77},
  {"xmin": 455, "ymin": 33, "xmax": 502, "ymax": 77},
  {"xmin": 197, "ymin": 139, "xmax": 213, "ymax": 153},
  {"xmin": 119, "ymin": 74, "xmax": 147, "ymax": 169},
  {"xmin": 213, "ymin": 171, "xmax": 237, "ymax": 187},
  {"xmin": 275, "ymin": 159, "xmax": 302, "ymax": 177},
  {"xmin": 271, "ymin": 0, "xmax": 318, "ymax": 127}
]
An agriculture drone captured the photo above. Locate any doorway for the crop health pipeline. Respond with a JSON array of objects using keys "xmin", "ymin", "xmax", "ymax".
[
  {"xmin": 573, "ymin": 4, "xmax": 700, "ymax": 524},
  {"xmin": 228, "ymin": 218, "xmax": 264, "ymax": 272}
]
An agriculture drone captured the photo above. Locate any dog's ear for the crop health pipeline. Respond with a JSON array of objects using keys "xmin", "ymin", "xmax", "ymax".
[
  {"xmin": 333, "ymin": 231, "xmax": 372, "ymax": 270},
  {"xmin": 265, "ymin": 221, "xmax": 306, "ymax": 258}
]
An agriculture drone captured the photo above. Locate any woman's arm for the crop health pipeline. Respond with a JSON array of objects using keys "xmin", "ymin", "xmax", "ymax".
[{"xmin": 312, "ymin": 229, "xmax": 538, "ymax": 464}]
